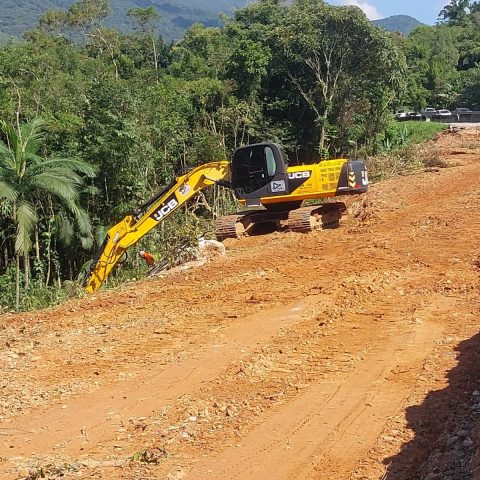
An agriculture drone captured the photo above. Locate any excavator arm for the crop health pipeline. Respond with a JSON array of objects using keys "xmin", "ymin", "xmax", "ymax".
[{"xmin": 84, "ymin": 161, "xmax": 230, "ymax": 294}]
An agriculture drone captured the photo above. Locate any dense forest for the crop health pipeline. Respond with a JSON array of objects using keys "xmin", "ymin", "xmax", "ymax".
[{"xmin": 0, "ymin": 0, "xmax": 479, "ymax": 311}]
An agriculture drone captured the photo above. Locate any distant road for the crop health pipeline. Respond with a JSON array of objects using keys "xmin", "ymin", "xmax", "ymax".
[{"xmin": 447, "ymin": 122, "xmax": 480, "ymax": 127}]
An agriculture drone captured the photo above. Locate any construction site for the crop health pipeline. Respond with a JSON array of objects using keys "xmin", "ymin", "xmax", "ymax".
[{"xmin": 1, "ymin": 126, "xmax": 480, "ymax": 480}]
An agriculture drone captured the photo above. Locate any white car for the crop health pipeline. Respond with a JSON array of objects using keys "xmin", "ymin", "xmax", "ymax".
[
  {"xmin": 433, "ymin": 109, "xmax": 452, "ymax": 120},
  {"xmin": 395, "ymin": 111, "xmax": 409, "ymax": 121},
  {"xmin": 422, "ymin": 107, "xmax": 437, "ymax": 120}
]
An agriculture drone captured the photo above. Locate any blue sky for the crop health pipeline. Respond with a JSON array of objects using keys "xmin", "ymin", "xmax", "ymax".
[{"xmin": 329, "ymin": 0, "xmax": 447, "ymax": 24}]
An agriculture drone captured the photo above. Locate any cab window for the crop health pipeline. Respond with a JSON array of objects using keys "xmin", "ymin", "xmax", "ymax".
[
  {"xmin": 265, "ymin": 146, "xmax": 276, "ymax": 178},
  {"xmin": 232, "ymin": 145, "xmax": 278, "ymax": 194}
]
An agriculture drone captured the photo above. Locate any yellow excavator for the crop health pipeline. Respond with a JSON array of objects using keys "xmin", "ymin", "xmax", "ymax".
[{"xmin": 84, "ymin": 143, "xmax": 368, "ymax": 293}]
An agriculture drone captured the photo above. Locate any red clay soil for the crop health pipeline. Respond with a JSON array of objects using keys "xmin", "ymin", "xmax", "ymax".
[{"xmin": 1, "ymin": 127, "xmax": 480, "ymax": 480}]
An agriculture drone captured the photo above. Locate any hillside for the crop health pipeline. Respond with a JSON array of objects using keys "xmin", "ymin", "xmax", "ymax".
[
  {"xmin": 1, "ymin": 127, "xmax": 479, "ymax": 479},
  {"xmin": 0, "ymin": 0, "xmax": 245, "ymax": 40},
  {"xmin": 373, "ymin": 14, "xmax": 424, "ymax": 36},
  {"xmin": 0, "ymin": 2, "xmax": 426, "ymax": 41}
]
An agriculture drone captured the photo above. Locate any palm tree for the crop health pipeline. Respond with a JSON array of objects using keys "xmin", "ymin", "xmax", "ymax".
[{"xmin": 0, "ymin": 118, "xmax": 97, "ymax": 309}]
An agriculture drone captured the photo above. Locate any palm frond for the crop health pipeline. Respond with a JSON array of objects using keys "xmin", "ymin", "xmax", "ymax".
[
  {"xmin": 0, "ymin": 181, "xmax": 18, "ymax": 202},
  {"xmin": 24, "ymin": 152, "xmax": 45, "ymax": 166},
  {"xmin": 15, "ymin": 201, "xmax": 37, "ymax": 255},
  {"xmin": 80, "ymin": 233, "xmax": 94, "ymax": 250},
  {"xmin": 31, "ymin": 173, "xmax": 80, "ymax": 202},
  {"xmin": 0, "ymin": 120, "xmax": 18, "ymax": 154},
  {"xmin": 54, "ymin": 213, "xmax": 75, "ymax": 246},
  {"xmin": 30, "ymin": 167, "xmax": 83, "ymax": 186},
  {"xmin": 0, "ymin": 143, "xmax": 15, "ymax": 170},
  {"xmin": 19, "ymin": 119, "xmax": 45, "ymax": 156},
  {"xmin": 67, "ymin": 201, "xmax": 92, "ymax": 236},
  {"xmin": 38, "ymin": 158, "xmax": 98, "ymax": 177}
]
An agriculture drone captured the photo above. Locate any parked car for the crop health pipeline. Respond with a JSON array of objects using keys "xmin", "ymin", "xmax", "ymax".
[
  {"xmin": 406, "ymin": 112, "xmax": 422, "ymax": 121},
  {"xmin": 395, "ymin": 111, "xmax": 422, "ymax": 121},
  {"xmin": 433, "ymin": 109, "xmax": 452, "ymax": 120},
  {"xmin": 422, "ymin": 107, "xmax": 437, "ymax": 119},
  {"xmin": 395, "ymin": 111, "xmax": 409, "ymax": 121}
]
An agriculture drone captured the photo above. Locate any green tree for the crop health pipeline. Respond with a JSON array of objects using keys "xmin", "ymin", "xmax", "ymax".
[
  {"xmin": 0, "ymin": 119, "xmax": 96, "ymax": 309},
  {"xmin": 67, "ymin": 0, "xmax": 110, "ymax": 33},
  {"xmin": 404, "ymin": 26, "xmax": 460, "ymax": 108},
  {"xmin": 439, "ymin": 0, "xmax": 471, "ymax": 24},
  {"xmin": 224, "ymin": 1, "xmax": 285, "ymax": 100},
  {"xmin": 170, "ymin": 24, "xmax": 230, "ymax": 80},
  {"xmin": 459, "ymin": 66, "xmax": 480, "ymax": 108},
  {"xmin": 278, "ymin": 0, "xmax": 405, "ymax": 153},
  {"xmin": 128, "ymin": 6, "xmax": 161, "ymax": 72}
]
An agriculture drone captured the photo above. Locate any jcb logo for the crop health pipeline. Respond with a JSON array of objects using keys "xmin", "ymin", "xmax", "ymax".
[
  {"xmin": 288, "ymin": 171, "xmax": 311, "ymax": 180},
  {"xmin": 152, "ymin": 199, "xmax": 178, "ymax": 221}
]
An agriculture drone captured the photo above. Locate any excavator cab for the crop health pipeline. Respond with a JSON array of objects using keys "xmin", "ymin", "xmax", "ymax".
[{"xmin": 230, "ymin": 143, "xmax": 289, "ymax": 205}]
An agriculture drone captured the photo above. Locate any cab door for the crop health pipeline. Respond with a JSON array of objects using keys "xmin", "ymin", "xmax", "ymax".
[{"xmin": 231, "ymin": 143, "xmax": 289, "ymax": 205}]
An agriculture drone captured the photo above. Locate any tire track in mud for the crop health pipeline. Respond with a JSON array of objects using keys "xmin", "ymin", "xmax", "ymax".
[
  {"xmin": 189, "ymin": 300, "xmax": 452, "ymax": 480},
  {"xmin": 0, "ymin": 296, "xmax": 334, "ymax": 471}
]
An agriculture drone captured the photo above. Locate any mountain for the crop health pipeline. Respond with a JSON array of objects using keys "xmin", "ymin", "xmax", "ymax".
[
  {"xmin": 0, "ymin": 0, "xmax": 246, "ymax": 41},
  {"xmin": 0, "ymin": 3, "xmax": 426, "ymax": 42},
  {"xmin": 372, "ymin": 15, "xmax": 424, "ymax": 36}
]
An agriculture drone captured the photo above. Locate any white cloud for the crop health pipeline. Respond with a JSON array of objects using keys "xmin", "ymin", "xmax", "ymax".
[{"xmin": 337, "ymin": 0, "xmax": 383, "ymax": 20}]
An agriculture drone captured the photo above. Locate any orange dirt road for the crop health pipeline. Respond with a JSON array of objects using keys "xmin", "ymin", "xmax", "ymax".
[{"xmin": 1, "ymin": 127, "xmax": 480, "ymax": 480}]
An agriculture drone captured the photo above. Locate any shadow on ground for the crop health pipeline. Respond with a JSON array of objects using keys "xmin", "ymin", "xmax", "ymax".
[{"xmin": 384, "ymin": 332, "xmax": 480, "ymax": 480}]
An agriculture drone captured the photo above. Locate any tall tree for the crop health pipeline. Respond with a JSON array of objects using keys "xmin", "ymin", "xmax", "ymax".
[
  {"xmin": 128, "ymin": 6, "xmax": 161, "ymax": 72},
  {"xmin": 439, "ymin": 0, "xmax": 471, "ymax": 24},
  {"xmin": 404, "ymin": 26, "xmax": 460, "ymax": 108},
  {"xmin": 279, "ymin": 0, "xmax": 404, "ymax": 153}
]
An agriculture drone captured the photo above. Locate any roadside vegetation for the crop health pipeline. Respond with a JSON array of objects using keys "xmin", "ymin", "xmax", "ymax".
[
  {"xmin": 0, "ymin": 0, "xmax": 477, "ymax": 311},
  {"xmin": 366, "ymin": 121, "xmax": 448, "ymax": 182},
  {"xmin": 389, "ymin": 121, "xmax": 447, "ymax": 148}
]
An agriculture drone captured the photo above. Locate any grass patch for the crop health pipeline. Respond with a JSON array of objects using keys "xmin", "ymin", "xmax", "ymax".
[
  {"xmin": 380, "ymin": 121, "xmax": 446, "ymax": 153},
  {"xmin": 368, "ymin": 121, "xmax": 448, "ymax": 182},
  {"xmin": 398, "ymin": 121, "xmax": 446, "ymax": 146}
]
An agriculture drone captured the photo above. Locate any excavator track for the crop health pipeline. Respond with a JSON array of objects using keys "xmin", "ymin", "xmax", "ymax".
[
  {"xmin": 215, "ymin": 213, "xmax": 251, "ymax": 240},
  {"xmin": 288, "ymin": 202, "xmax": 347, "ymax": 233},
  {"xmin": 216, "ymin": 203, "xmax": 347, "ymax": 239},
  {"xmin": 216, "ymin": 209, "xmax": 290, "ymax": 240}
]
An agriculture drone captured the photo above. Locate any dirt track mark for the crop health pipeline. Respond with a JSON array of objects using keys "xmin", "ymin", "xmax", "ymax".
[
  {"xmin": 189, "ymin": 298, "xmax": 453, "ymax": 480},
  {"xmin": 1, "ymin": 298, "xmax": 336, "ymax": 465}
]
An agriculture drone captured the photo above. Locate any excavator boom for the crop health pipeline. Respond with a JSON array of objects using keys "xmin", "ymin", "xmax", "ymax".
[{"xmin": 84, "ymin": 161, "xmax": 229, "ymax": 294}]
